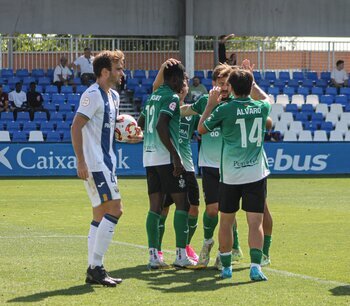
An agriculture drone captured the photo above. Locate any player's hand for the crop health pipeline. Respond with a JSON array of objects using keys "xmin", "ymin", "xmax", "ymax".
[
  {"xmin": 208, "ymin": 86, "xmax": 222, "ymax": 107},
  {"xmin": 162, "ymin": 58, "xmax": 181, "ymax": 69},
  {"xmin": 77, "ymin": 160, "xmax": 89, "ymax": 180},
  {"xmin": 241, "ymin": 59, "xmax": 255, "ymax": 73},
  {"xmin": 172, "ymin": 153, "xmax": 185, "ymax": 177}
]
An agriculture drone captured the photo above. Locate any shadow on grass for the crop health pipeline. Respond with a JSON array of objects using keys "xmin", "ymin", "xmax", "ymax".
[
  {"xmin": 109, "ymin": 264, "xmax": 253, "ymax": 293},
  {"xmin": 329, "ymin": 285, "xmax": 350, "ymax": 296},
  {"xmin": 7, "ymin": 284, "xmax": 94, "ymax": 303}
]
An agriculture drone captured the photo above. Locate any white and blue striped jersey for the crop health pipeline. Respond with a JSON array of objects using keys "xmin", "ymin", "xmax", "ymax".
[{"xmin": 76, "ymin": 83, "xmax": 119, "ymax": 173}]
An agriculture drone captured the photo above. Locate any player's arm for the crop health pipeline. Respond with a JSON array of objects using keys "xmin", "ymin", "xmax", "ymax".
[
  {"xmin": 220, "ymin": 33, "xmax": 235, "ymax": 43},
  {"xmin": 197, "ymin": 86, "xmax": 221, "ymax": 135},
  {"xmin": 153, "ymin": 58, "xmax": 181, "ymax": 92},
  {"xmin": 180, "ymin": 104, "xmax": 198, "ymax": 117},
  {"xmin": 156, "ymin": 113, "xmax": 184, "ymax": 177},
  {"xmin": 71, "ymin": 114, "xmax": 89, "ymax": 180},
  {"xmin": 137, "ymin": 113, "xmax": 145, "ymax": 130}
]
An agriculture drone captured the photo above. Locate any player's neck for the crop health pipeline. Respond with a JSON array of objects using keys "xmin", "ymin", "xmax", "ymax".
[{"xmin": 96, "ymin": 80, "xmax": 111, "ymax": 94}]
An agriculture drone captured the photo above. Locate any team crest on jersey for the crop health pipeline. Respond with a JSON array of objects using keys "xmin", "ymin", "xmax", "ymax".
[
  {"xmin": 185, "ymin": 116, "xmax": 192, "ymax": 121},
  {"xmin": 81, "ymin": 97, "xmax": 90, "ymax": 106},
  {"xmin": 169, "ymin": 102, "xmax": 176, "ymax": 111},
  {"xmin": 179, "ymin": 178, "xmax": 186, "ymax": 189}
]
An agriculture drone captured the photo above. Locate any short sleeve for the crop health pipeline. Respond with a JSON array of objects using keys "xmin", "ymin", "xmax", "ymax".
[
  {"xmin": 159, "ymin": 94, "xmax": 179, "ymax": 117},
  {"xmin": 76, "ymin": 91, "xmax": 100, "ymax": 120},
  {"xmin": 261, "ymin": 100, "xmax": 272, "ymax": 116},
  {"xmin": 191, "ymin": 95, "xmax": 207, "ymax": 115},
  {"xmin": 203, "ymin": 104, "xmax": 225, "ymax": 132},
  {"xmin": 344, "ymin": 71, "xmax": 348, "ymax": 80},
  {"xmin": 8, "ymin": 92, "xmax": 13, "ymax": 102},
  {"xmin": 53, "ymin": 66, "xmax": 60, "ymax": 76}
]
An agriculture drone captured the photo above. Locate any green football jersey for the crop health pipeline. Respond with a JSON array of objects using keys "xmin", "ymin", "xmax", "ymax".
[
  {"xmin": 179, "ymin": 114, "xmax": 199, "ymax": 172},
  {"xmin": 142, "ymin": 84, "xmax": 181, "ymax": 167},
  {"xmin": 203, "ymin": 97, "xmax": 271, "ymax": 184},
  {"xmin": 191, "ymin": 94, "xmax": 225, "ymax": 168}
]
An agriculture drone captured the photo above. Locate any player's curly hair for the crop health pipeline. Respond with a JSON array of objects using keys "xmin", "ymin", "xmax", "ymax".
[
  {"xmin": 93, "ymin": 50, "xmax": 125, "ymax": 77},
  {"xmin": 212, "ymin": 63, "xmax": 233, "ymax": 81}
]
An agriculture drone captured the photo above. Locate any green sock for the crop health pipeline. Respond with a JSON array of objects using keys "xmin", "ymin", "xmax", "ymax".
[
  {"xmin": 263, "ymin": 235, "xmax": 272, "ymax": 257},
  {"xmin": 173, "ymin": 210, "xmax": 189, "ymax": 248},
  {"xmin": 146, "ymin": 211, "xmax": 160, "ymax": 249},
  {"xmin": 187, "ymin": 215, "xmax": 198, "ymax": 244},
  {"xmin": 250, "ymin": 248, "xmax": 263, "ymax": 265},
  {"xmin": 220, "ymin": 252, "xmax": 232, "ymax": 268},
  {"xmin": 233, "ymin": 224, "xmax": 240, "ymax": 250},
  {"xmin": 203, "ymin": 211, "xmax": 218, "ymax": 240},
  {"xmin": 158, "ymin": 215, "xmax": 167, "ymax": 251}
]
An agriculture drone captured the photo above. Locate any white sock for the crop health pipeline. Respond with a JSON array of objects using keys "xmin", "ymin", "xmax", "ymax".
[
  {"xmin": 250, "ymin": 263, "xmax": 261, "ymax": 270},
  {"xmin": 176, "ymin": 247, "xmax": 187, "ymax": 260},
  {"xmin": 88, "ymin": 221, "xmax": 99, "ymax": 267},
  {"xmin": 149, "ymin": 248, "xmax": 159, "ymax": 262},
  {"xmin": 91, "ymin": 214, "xmax": 118, "ymax": 268},
  {"xmin": 204, "ymin": 238, "xmax": 214, "ymax": 245}
]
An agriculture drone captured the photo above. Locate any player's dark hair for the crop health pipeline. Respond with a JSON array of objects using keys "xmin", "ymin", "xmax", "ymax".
[
  {"xmin": 336, "ymin": 60, "xmax": 344, "ymax": 67},
  {"xmin": 93, "ymin": 50, "xmax": 124, "ymax": 78},
  {"xmin": 212, "ymin": 63, "xmax": 232, "ymax": 81},
  {"xmin": 228, "ymin": 69, "xmax": 253, "ymax": 97},
  {"xmin": 163, "ymin": 63, "xmax": 185, "ymax": 93}
]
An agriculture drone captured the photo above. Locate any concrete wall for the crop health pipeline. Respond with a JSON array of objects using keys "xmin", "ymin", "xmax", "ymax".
[{"xmin": 0, "ymin": 0, "xmax": 350, "ymax": 37}]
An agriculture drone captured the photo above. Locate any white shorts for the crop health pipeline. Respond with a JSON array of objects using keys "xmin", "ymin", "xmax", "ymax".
[{"xmin": 84, "ymin": 170, "xmax": 121, "ymax": 207}]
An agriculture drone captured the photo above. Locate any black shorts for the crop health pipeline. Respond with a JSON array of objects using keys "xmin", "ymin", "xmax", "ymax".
[
  {"xmin": 164, "ymin": 171, "xmax": 200, "ymax": 207},
  {"xmin": 219, "ymin": 178, "xmax": 267, "ymax": 214},
  {"xmin": 146, "ymin": 164, "xmax": 187, "ymax": 195},
  {"xmin": 202, "ymin": 167, "xmax": 220, "ymax": 205}
]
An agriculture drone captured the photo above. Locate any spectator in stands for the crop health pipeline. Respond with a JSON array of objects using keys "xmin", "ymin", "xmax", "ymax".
[
  {"xmin": 73, "ymin": 47, "xmax": 95, "ymax": 86},
  {"xmin": 53, "ymin": 56, "xmax": 73, "ymax": 92},
  {"xmin": 331, "ymin": 60, "xmax": 348, "ymax": 91},
  {"xmin": 218, "ymin": 33, "xmax": 235, "ymax": 64},
  {"xmin": 188, "ymin": 76, "xmax": 208, "ymax": 101},
  {"xmin": 27, "ymin": 82, "xmax": 50, "ymax": 121},
  {"xmin": 0, "ymin": 84, "xmax": 9, "ymax": 113},
  {"xmin": 9, "ymin": 82, "xmax": 28, "ymax": 120}
]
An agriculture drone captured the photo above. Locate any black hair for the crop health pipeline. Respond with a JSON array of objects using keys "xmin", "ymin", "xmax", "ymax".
[
  {"xmin": 163, "ymin": 63, "xmax": 185, "ymax": 93},
  {"xmin": 228, "ymin": 69, "xmax": 253, "ymax": 96},
  {"xmin": 336, "ymin": 60, "xmax": 344, "ymax": 67}
]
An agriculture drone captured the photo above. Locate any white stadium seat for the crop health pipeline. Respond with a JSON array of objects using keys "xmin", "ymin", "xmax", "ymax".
[
  {"xmin": 268, "ymin": 94, "xmax": 275, "ymax": 104},
  {"xmin": 313, "ymin": 130, "xmax": 328, "ymax": 142},
  {"xmin": 315, "ymin": 103, "xmax": 329, "ymax": 118},
  {"xmin": 329, "ymin": 130, "xmax": 344, "ymax": 141},
  {"xmin": 291, "ymin": 94, "xmax": 305, "ymax": 108},
  {"xmin": 269, "ymin": 112, "xmax": 279, "ymax": 127},
  {"xmin": 283, "ymin": 130, "xmax": 298, "ymax": 141},
  {"xmin": 325, "ymin": 113, "xmax": 339, "ymax": 127},
  {"xmin": 279, "ymin": 112, "xmax": 294, "ymax": 125},
  {"xmin": 298, "ymin": 130, "xmax": 312, "ymax": 142},
  {"xmin": 28, "ymin": 131, "xmax": 44, "ymax": 142},
  {"xmin": 289, "ymin": 121, "xmax": 303, "ymax": 133},
  {"xmin": 335, "ymin": 121, "xmax": 349, "ymax": 135},
  {"xmin": 0, "ymin": 131, "xmax": 11, "ymax": 142},
  {"xmin": 305, "ymin": 94, "xmax": 319, "ymax": 108},
  {"xmin": 271, "ymin": 103, "xmax": 284, "ymax": 116},
  {"xmin": 344, "ymin": 131, "xmax": 350, "ymax": 141},
  {"xmin": 329, "ymin": 103, "xmax": 343, "ymax": 116},
  {"xmin": 276, "ymin": 94, "xmax": 289, "ymax": 108},
  {"xmin": 340, "ymin": 112, "xmax": 350, "ymax": 123},
  {"xmin": 274, "ymin": 121, "xmax": 289, "ymax": 135}
]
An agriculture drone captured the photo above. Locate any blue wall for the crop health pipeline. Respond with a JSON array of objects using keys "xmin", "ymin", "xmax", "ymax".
[{"xmin": 0, "ymin": 142, "xmax": 349, "ymax": 177}]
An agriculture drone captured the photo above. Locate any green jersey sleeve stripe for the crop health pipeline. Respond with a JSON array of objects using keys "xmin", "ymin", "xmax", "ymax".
[
  {"xmin": 203, "ymin": 121, "xmax": 213, "ymax": 132},
  {"xmin": 160, "ymin": 109, "xmax": 174, "ymax": 117}
]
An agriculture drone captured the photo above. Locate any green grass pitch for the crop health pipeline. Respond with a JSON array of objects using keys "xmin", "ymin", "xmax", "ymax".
[{"xmin": 0, "ymin": 177, "xmax": 349, "ymax": 305}]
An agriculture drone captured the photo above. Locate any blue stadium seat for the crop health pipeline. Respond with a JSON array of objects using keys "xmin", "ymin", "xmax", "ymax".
[
  {"xmin": 65, "ymin": 112, "xmax": 75, "ymax": 122},
  {"xmin": 62, "ymin": 131, "xmax": 72, "ymax": 142},
  {"xmin": 287, "ymin": 79, "xmax": 300, "ymax": 89},
  {"xmin": 38, "ymin": 77, "xmax": 51, "ymax": 86},
  {"xmin": 311, "ymin": 112, "xmax": 324, "ymax": 123},
  {"xmin": 295, "ymin": 112, "xmax": 309, "ymax": 122},
  {"xmin": 58, "ymin": 103, "xmax": 72, "ymax": 112},
  {"xmin": 315, "ymin": 79, "xmax": 328, "ymax": 89},
  {"xmin": 72, "ymin": 77, "xmax": 82, "ymax": 85},
  {"xmin": 56, "ymin": 121, "xmax": 71, "ymax": 132},
  {"xmin": 0, "ymin": 112, "xmax": 14, "ymax": 122},
  {"xmin": 340, "ymin": 87, "xmax": 350, "ymax": 99},
  {"xmin": 2, "ymin": 85, "xmax": 10, "ymax": 93},
  {"xmin": 34, "ymin": 112, "xmax": 48, "ymax": 122},
  {"xmin": 141, "ymin": 78, "xmax": 154, "ymax": 92},
  {"xmin": 264, "ymin": 71, "xmax": 276, "ymax": 82},
  {"xmin": 67, "ymin": 94, "xmax": 81, "ymax": 109},
  {"xmin": 257, "ymin": 79, "xmax": 270, "ymax": 88},
  {"xmin": 76, "ymin": 85, "xmax": 88, "ymax": 94},
  {"xmin": 311, "ymin": 87, "xmax": 324, "ymax": 97},
  {"xmin": 273, "ymin": 79, "xmax": 286, "ymax": 90},
  {"xmin": 285, "ymin": 104, "xmax": 298, "ymax": 116},
  {"xmin": 44, "ymin": 103, "xmax": 56, "ymax": 112},
  {"xmin": 0, "ymin": 77, "xmax": 6, "ymax": 85},
  {"xmin": 267, "ymin": 87, "xmax": 280, "ymax": 97},
  {"xmin": 194, "ymin": 70, "xmax": 205, "ymax": 79},
  {"xmin": 253, "ymin": 71, "xmax": 262, "ymax": 81},
  {"xmin": 278, "ymin": 71, "xmax": 290, "ymax": 81},
  {"xmin": 292, "ymin": 71, "xmax": 305, "ymax": 81},
  {"xmin": 283, "ymin": 86, "xmax": 296, "ymax": 97},
  {"xmin": 22, "ymin": 77, "xmax": 36, "ymax": 86},
  {"xmin": 134, "ymin": 86, "xmax": 148, "ymax": 99},
  {"xmin": 345, "ymin": 104, "xmax": 350, "ymax": 112},
  {"xmin": 52, "ymin": 93, "xmax": 66, "ymax": 104},
  {"xmin": 207, "ymin": 70, "xmax": 213, "ymax": 79},
  {"xmin": 49, "ymin": 112, "xmax": 64, "ymax": 122},
  {"xmin": 16, "ymin": 69, "xmax": 29, "ymax": 79},
  {"xmin": 334, "ymin": 95, "xmax": 348, "ymax": 106},
  {"xmin": 148, "ymin": 70, "xmax": 159, "ymax": 79},
  {"xmin": 16, "ymin": 112, "xmax": 30, "ymax": 122},
  {"xmin": 7, "ymin": 77, "xmax": 21, "ymax": 90},
  {"xmin": 22, "ymin": 121, "xmax": 37, "ymax": 132},
  {"xmin": 40, "ymin": 121, "xmax": 55, "ymax": 133},
  {"xmin": 45, "ymin": 85, "xmax": 58, "ymax": 95},
  {"xmin": 42, "ymin": 93, "xmax": 51, "ymax": 103},
  {"xmin": 46, "ymin": 131, "xmax": 61, "ymax": 142},
  {"xmin": 320, "ymin": 72, "xmax": 331, "ymax": 82},
  {"xmin": 301, "ymin": 104, "xmax": 314, "ymax": 116},
  {"xmin": 126, "ymin": 78, "xmax": 140, "ymax": 91},
  {"xmin": 46, "ymin": 69, "xmax": 55, "ymax": 79},
  {"xmin": 12, "ymin": 131, "xmax": 27, "ymax": 142},
  {"xmin": 306, "ymin": 71, "xmax": 318, "ymax": 80},
  {"xmin": 297, "ymin": 86, "xmax": 310, "ymax": 96},
  {"xmin": 325, "ymin": 87, "xmax": 338, "ymax": 97},
  {"xmin": 320, "ymin": 121, "xmax": 333, "ymax": 132},
  {"xmin": 6, "ymin": 121, "xmax": 21, "ymax": 133},
  {"xmin": 31, "ymin": 69, "xmax": 45, "ymax": 79},
  {"xmin": 201, "ymin": 78, "xmax": 212, "ymax": 91},
  {"xmin": 141, "ymin": 94, "xmax": 149, "ymax": 107},
  {"xmin": 301, "ymin": 79, "xmax": 314, "ymax": 89},
  {"xmin": 133, "ymin": 70, "xmax": 146, "ymax": 81},
  {"xmin": 320, "ymin": 95, "xmax": 334, "ymax": 105},
  {"xmin": 60, "ymin": 86, "xmax": 73, "ymax": 94},
  {"xmin": 1, "ymin": 69, "xmax": 14, "ymax": 78}
]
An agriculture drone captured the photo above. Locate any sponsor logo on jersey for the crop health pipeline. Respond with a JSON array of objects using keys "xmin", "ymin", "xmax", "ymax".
[
  {"xmin": 179, "ymin": 178, "xmax": 186, "ymax": 188},
  {"xmin": 169, "ymin": 102, "xmax": 176, "ymax": 111},
  {"xmin": 179, "ymin": 123, "xmax": 190, "ymax": 139},
  {"xmin": 81, "ymin": 97, "xmax": 90, "ymax": 106},
  {"xmin": 97, "ymin": 182, "xmax": 105, "ymax": 188}
]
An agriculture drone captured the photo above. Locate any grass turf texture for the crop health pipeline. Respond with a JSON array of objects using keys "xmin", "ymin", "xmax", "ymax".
[{"xmin": 0, "ymin": 177, "xmax": 349, "ymax": 305}]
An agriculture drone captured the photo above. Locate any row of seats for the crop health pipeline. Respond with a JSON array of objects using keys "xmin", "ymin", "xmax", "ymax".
[
  {"xmin": 0, "ymin": 130, "xmax": 71, "ymax": 142},
  {"xmin": 0, "ymin": 84, "xmax": 87, "ymax": 94},
  {"xmin": 270, "ymin": 94, "xmax": 350, "ymax": 108},
  {"xmin": 0, "ymin": 111, "xmax": 75, "ymax": 123},
  {"xmin": 283, "ymin": 130, "xmax": 349, "ymax": 142}
]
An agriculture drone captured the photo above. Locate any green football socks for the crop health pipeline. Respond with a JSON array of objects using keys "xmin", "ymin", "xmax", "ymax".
[
  {"xmin": 203, "ymin": 211, "xmax": 218, "ymax": 240},
  {"xmin": 146, "ymin": 211, "xmax": 160, "ymax": 249},
  {"xmin": 174, "ymin": 210, "xmax": 189, "ymax": 248}
]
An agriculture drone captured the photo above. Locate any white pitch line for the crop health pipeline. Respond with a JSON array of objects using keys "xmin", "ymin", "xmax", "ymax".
[{"xmin": 1, "ymin": 234, "xmax": 349, "ymax": 288}]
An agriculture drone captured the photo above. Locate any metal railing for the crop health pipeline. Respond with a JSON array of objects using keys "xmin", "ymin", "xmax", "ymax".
[{"xmin": 1, "ymin": 35, "xmax": 350, "ymax": 74}]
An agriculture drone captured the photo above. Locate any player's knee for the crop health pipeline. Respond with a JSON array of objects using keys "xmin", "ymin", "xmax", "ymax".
[
  {"xmin": 206, "ymin": 205, "xmax": 218, "ymax": 217},
  {"xmin": 189, "ymin": 205, "xmax": 199, "ymax": 216}
]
